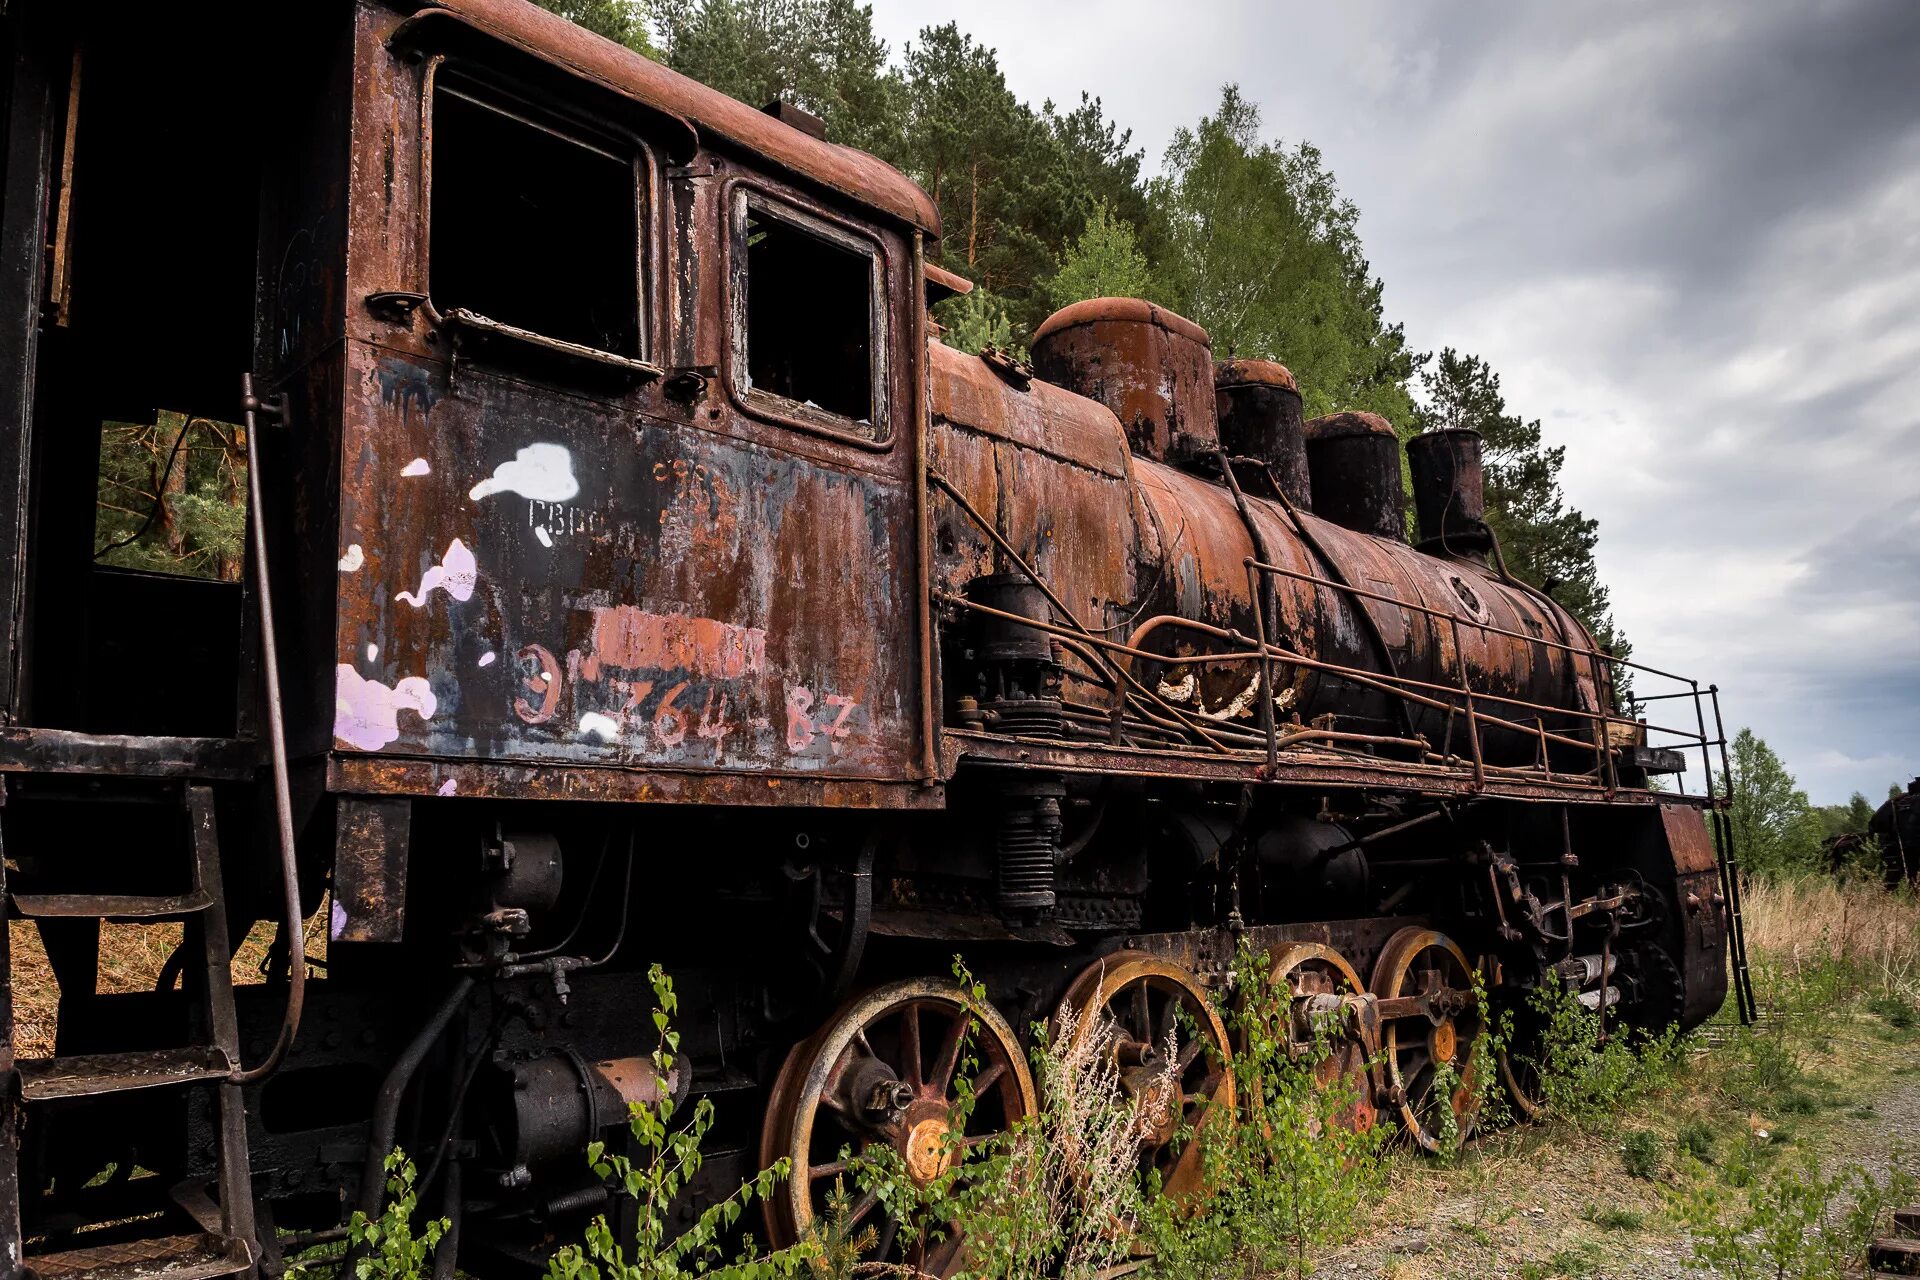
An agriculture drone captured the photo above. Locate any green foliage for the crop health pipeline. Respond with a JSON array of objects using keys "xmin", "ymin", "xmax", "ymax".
[
  {"xmin": 533, "ymin": 0, "xmax": 656, "ymax": 55},
  {"xmin": 1620, "ymin": 1129, "xmax": 1663, "ymax": 1180},
  {"xmin": 94, "ymin": 412, "xmax": 247, "ymax": 581},
  {"xmin": 1520, "ymin": 976, "xmax": 1685, "ymax": 1126},
  {"xmin": 1676, "ymin": 1119, "xmax": 1716, "ymax": 1163},
  {"xmin": 546, "ymin": 964, "xmax": 808, "ymax": 1280},
  {"xmin": 1677, "ymin": 1150, "xmax": 1915, "ymax": 1280},
  {"xmin": 934, "ymin": 287, "xmax": 1021, "ymax": 358},
  {"xmin": 653, "ymin": 0, "xmax": 899, "ymax": 155},
  {"xmin": 1043, "ymin": 200, "xmax": 1154, "ymax": 311},
  {"xmin": 1867, "ymin": 991, "xmax": 1917, "ymax": 1029},
  {"xmin": 1413, "ymin": 349, "xmax": 1627, "ymax": 663},
  {"xmin": 1720, "ymin": 728, "xmax": 1827, "ymax": 879},
  {"xmin": 1144, "ymin": 945, "xmax": 1390, "ymax": 1280},
  {"xmin": 1581, "ymin": 1202, "xmax": 1646, "ymax": 1231},
  {"xmin": 1151, "ymin": 87, "xmax": 1422, "ymax": 425},
  {"xmin": 347, "ymin": 1152, "xmax": 449, "ymax": 1280}
]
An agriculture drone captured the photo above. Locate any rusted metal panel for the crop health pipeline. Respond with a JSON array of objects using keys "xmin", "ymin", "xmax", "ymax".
[
  {"xmin": 333, "ymin": 796, "xmax": 410, "ymax": 943},
  {"xmin": 328, "ymin": 754, "xmax": 944, "ymax": 808},
  {"xmin": 1407, "ymin": 428, "xmax": 1491, "ymax": 558}
]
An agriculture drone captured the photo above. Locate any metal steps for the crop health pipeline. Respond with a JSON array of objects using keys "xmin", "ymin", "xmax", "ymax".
[
  {"xmin": 10, "ymin": 890, "xmax": 214, "ymax": 921},
  {"xmin": 26, "ymin": 1232, "xmax": 253, "ymax": 1280},
  {"xmin": 16, "ymin": 1047, "xmax": 234, "ymax": 1102}
]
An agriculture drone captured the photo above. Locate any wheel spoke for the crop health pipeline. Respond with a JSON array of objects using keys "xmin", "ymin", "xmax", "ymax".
[
  {"xmin": 846, "ymin": 1189, "xmax": 879, "ymax": 1228},
  {"xmin": 872, "ymin": 1212, "xmax": 898, "ymax": 1263},
  {"xmin": 1177, "ymin": 1037, "xmax": 1204, "ymax": 1072},
  {"xmin": 901, "ymin": 1003, "xmax": 923, "ymax": 1088},
  {"xmin": 809, "ymin": 1158, "xmax": 849, "ymax": 1182},
  {"xmin": 971, "ymin": 1059, "xmax": 1007, "ymax": 1099},
  {"xmin": 1131, "ymin": 980, "xmax": 1151, "ymax": 1041},
  {"xmin": 930, "ymin": 1009, "xmax": 966, "ymax": 1092}
]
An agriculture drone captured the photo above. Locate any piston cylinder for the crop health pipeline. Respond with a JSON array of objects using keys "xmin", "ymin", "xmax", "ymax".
[{"xmin": 1302, "ymin": 412, "xmax": 1405, "ymax": 541}]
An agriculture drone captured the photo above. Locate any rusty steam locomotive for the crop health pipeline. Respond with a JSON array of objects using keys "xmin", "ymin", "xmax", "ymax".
[{"xmin": 0, "ymin": 3, "xmax": 1751, "ymax": 1277}]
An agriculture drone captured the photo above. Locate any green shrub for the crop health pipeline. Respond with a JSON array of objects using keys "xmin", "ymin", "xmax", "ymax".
[
  {"xmin": 546, "ymin": 964, "xmax": 807, "ymax": 1280},
  {"xmin": 1868, "ymin": 992, "xmax": 1917, "ymax": 1029},
  {"xmin": 1581, "ymin": 1202, "xmax": 1645, "ymax": 1231},
  {"xmin": 1679, "ymin": 1150, "xmax": 1916, "ymax": 1279},
  {"xmin": 344, "ymin": 1152, "xmax": 448, "ymax": 1280},
  {"xmin": 1621, "ymin": 1129, "xmax": 1663, "ymax": 1180},
  {"xmin": 1676, "ymin": 1120, "xmax": 1715, "ymax": 1164}
]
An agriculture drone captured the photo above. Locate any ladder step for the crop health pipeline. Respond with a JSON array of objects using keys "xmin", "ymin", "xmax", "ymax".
[
  {"xmin": 27, "ymin": 1231, "xmax": 252, "ymax": 1280},
  {"xmin": 1895, "ymin": 1207, "xmax": 1920, "ymax": 1239},
  {"xmin": 17, "ymin": 1047, "xmax": 233, "ymax": 1101},
  {"xmin": 1870, "ymin": 1236, "xmax": 1920, "ymax": 1273},
  {"xmin": 10, "ymin": 889, "xmax": 214, "ymax": 920}
]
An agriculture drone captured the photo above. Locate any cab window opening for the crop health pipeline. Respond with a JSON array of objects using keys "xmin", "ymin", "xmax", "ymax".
[
  {"xmin": 740, "ymin": 197, "xmax": 882, "ymax": 433},
  {"xmin": 429, "ymin": 82, "xmax": 642, "ymax": 358}
]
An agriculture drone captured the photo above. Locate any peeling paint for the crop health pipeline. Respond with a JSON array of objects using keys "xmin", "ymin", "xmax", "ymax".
[
  {"xmin": 401, "ymin": 457, "xmax": 431, "ymax": 476},
  {"xmin": 436, "ymin": 779, "xmax": 458, "ymax": 796},
  {"xmin": 338, "ymin": 544, "xmax": 365, "ymax": 572},
  {"xmin": 589, "ymin": 606, "xmax": 766, "ymax": 680},
  {"xmin": 335, "ymin": 665, "xmax": 439, "ymax": 751},
  {"xmin": 469, "ymin": 442, "xmax": 579, "ymax": 503},
  {"xmin": 395, "ymin": 538, "xmax": 478, "ymax": 608},
  {"xmin": 578, "ymin": 712, "xmax": 621, "ymax": 742}
]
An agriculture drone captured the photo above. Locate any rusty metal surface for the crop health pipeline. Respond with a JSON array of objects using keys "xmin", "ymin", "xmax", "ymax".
[
  {"xmin": 16, "ymin": 1047, "xmax": 234, "ymax": 1101},
  {"xmin": 333, "ymin": 796, "xmax": 411, "ymax": 943},
  {"xmin": 314, "ymin": 8, "xmax": 933, "ymax": 800},
  {"xmin": 329, "ymin": 754, "xmax": 945, "ymax": 808},
  {"xmin": 1030, "ymin": 298, "xmax": 1218, "ymax": 465},
  {"xmin": 25, "ymin": 1232, "xmax": 252, "ymax": 1280},
  {"xmin": 394, "ymin": 0, "xmax": 939, "ymax": 235}
]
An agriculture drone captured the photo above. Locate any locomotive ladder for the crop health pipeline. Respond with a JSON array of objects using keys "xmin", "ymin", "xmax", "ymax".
[{"xmin": 0, "ymin": 772, "xmax": 256, "ymax": 1280}]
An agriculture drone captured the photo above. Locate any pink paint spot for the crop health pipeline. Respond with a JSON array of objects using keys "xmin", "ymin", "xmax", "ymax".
[
  {"xmin": 395, "ymin": 538, "xmax": 477, "ymax": 608},
  {"xmin": 334, "ymin": 664, "xmax": 438, "ymax": 750},
  {"xmin": 436, "ymin": 779, "xmax": 458, "ymax": 797},
  {"xmin": 401, "ymin": 457, "xmax": 431, "ymax": 477},
  {"xmin": 478, "ymin": 651, "xmax": 497, "ymax": 667}
]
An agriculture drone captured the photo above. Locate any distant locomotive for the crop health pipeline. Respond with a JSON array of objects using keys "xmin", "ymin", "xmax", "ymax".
[{"xmin": 0, "ymin": 3, "xmax": 1750, "ymax": 1278}]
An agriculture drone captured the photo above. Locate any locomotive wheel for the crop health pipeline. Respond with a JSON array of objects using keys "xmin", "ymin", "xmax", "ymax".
[
  {"xmin": 759, "ymin": 977, "xmax": 1036, "ymax": 1276},
  {"xmin": 1261, "ymin": 942, "xmax": 1378, "ymax": 1134},
  {"xmin": 1370, "ymin": 928, "xmax": 1484, "ymax": 1151},
  {"xmin": 1055, "ymin": 952, "xmax": 1234, "ymax": 1210},
  {"xmin": 1487, "ymin": 959, "xmax": 1549, "ymax": 1121}
]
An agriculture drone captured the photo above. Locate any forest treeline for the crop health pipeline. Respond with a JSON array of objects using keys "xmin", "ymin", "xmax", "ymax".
[{"xmin": 536, "ymin": 0, "xmax": 1628, "ymax": 659}]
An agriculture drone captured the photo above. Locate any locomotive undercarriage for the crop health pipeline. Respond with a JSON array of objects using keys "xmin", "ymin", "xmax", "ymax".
[{"xmin": 5, "ymin": 776, "xmax": 1701, "ymax": 1276}]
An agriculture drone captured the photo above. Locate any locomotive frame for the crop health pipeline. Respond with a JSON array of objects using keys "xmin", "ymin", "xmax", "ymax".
[{"xmin": 0, "ymin": 3, "xmax": 1750, "ymax": 1278}]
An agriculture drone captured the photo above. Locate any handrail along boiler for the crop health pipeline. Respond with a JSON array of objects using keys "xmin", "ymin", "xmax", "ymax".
[{"xmin": 0, "ymin": 3, "xmax": 1748, "ymax": 1277}]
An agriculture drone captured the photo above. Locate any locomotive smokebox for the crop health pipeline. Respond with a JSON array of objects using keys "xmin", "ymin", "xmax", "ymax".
[
  {"xmin": 1302, "ymin": 412, "xmax": 1405, "ymax": 541},
  {"xmin": 1407, "ymin": 428, "xmax": 1492, "ymax": 561},
  {"xmin": 1214, "ymin": 359, "xmax": 1311, "ymax": 510},
  {"xmin": 1031, "ymin": 298, "xmax": 1218, "ymax": 466}
]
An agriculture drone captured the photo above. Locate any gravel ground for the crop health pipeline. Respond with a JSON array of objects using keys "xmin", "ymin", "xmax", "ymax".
[{"xmin": 1309, "ymin": 1015, "xmax": 1920, "ymax": 1280}]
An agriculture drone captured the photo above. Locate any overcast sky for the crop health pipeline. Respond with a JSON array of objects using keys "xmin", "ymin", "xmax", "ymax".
[{"xmin": 869, "ymin": 0, "xmax": 1920, "ymax": 805}]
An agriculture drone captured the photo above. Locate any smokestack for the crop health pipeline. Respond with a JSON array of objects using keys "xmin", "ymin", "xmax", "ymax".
[
  {"xmin": 1214, "ymin": 359, "xmax": 1311, "ymax": 510},
  {"xmin": 1406, "ymin": 428, "xmax": 1492, "ymax": 561},
  {"xmin": 1302, "ymin": 412, "xmax": 1404, "ymax": 541}
]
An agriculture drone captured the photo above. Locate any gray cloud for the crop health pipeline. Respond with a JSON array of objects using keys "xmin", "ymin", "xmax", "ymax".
[{"xmin": 870, "ymin": 0, "xmax": 1920, "ymax": 802}]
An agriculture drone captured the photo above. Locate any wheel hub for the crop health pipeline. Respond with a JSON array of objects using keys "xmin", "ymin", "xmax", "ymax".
[{"xmin": 903, "ymin": 1113, "xmax": 954, "ymax": 1184}]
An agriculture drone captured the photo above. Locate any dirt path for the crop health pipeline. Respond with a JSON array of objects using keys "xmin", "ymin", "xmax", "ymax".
[{"xmin": 1311, "ymin": 1010, "xmax": 1920, "ymax": 1280}]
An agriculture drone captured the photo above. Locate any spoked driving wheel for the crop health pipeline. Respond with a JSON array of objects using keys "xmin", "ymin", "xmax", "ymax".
[
  {"xmin": 1262, "ymin": 942, "xmax": 1378, "ymax": 1133},
  {"xmin": 1370, "ymin": 928, "xmax": 1485, "ymax": 1151},
  {"xmin": 1055, "ymin": 952, "xmax": 1234, "ymax": 1211},
  {"xmin": 759, "ymin": 977, "xmax": 1037, "ymax": 1277},
  {"xmin": 1488, "ymin": 958, "xmax": 1548, "ymax": 1121}
]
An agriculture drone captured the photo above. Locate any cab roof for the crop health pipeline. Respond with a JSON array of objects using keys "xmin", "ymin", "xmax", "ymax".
[{"xmin": 398, "ymin": 0, "xmax": 941, "ymax": 237}]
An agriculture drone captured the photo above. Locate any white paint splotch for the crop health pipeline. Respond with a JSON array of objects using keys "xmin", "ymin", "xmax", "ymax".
[
  {"xmin": 436, "ymin": 779, "xmax": 458, "ymax": 796},
  {"xmin": 401, "ymin": 457, "xmax": 432, "ymax": 477},
  {"xmin": 478, "ymin": 650, "xmax": 497, "ymax": 667},
  {"xmin": 577, "ymin": 712, "xmax": 621, "ymax": 742},
  {"xmin": 338, "ymin": 544, "xmax": 365, "ymax": 573},
  {"xmin": 469, "ymin": 443, "xmax": 579, "ymax": 503},
  {"xmin": 533, "ymin": 525, "xmax": 553, "ymax": 548},
  {"xmin": 395, "ymin": 538, "xmax": 477, "ymax": 608},
  {"xmin": 334, "ymin": 665, "xmax": 437, "ymax": 751}
]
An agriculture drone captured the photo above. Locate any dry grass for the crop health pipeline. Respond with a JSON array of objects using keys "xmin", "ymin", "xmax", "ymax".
[
  {"xmin": 1740, "ymin": 877, "xmax": 1920, "ymax": 996},
  {"xmin": 8, "ymin": 909, "xmax": 330, "ymax": 1059}
]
